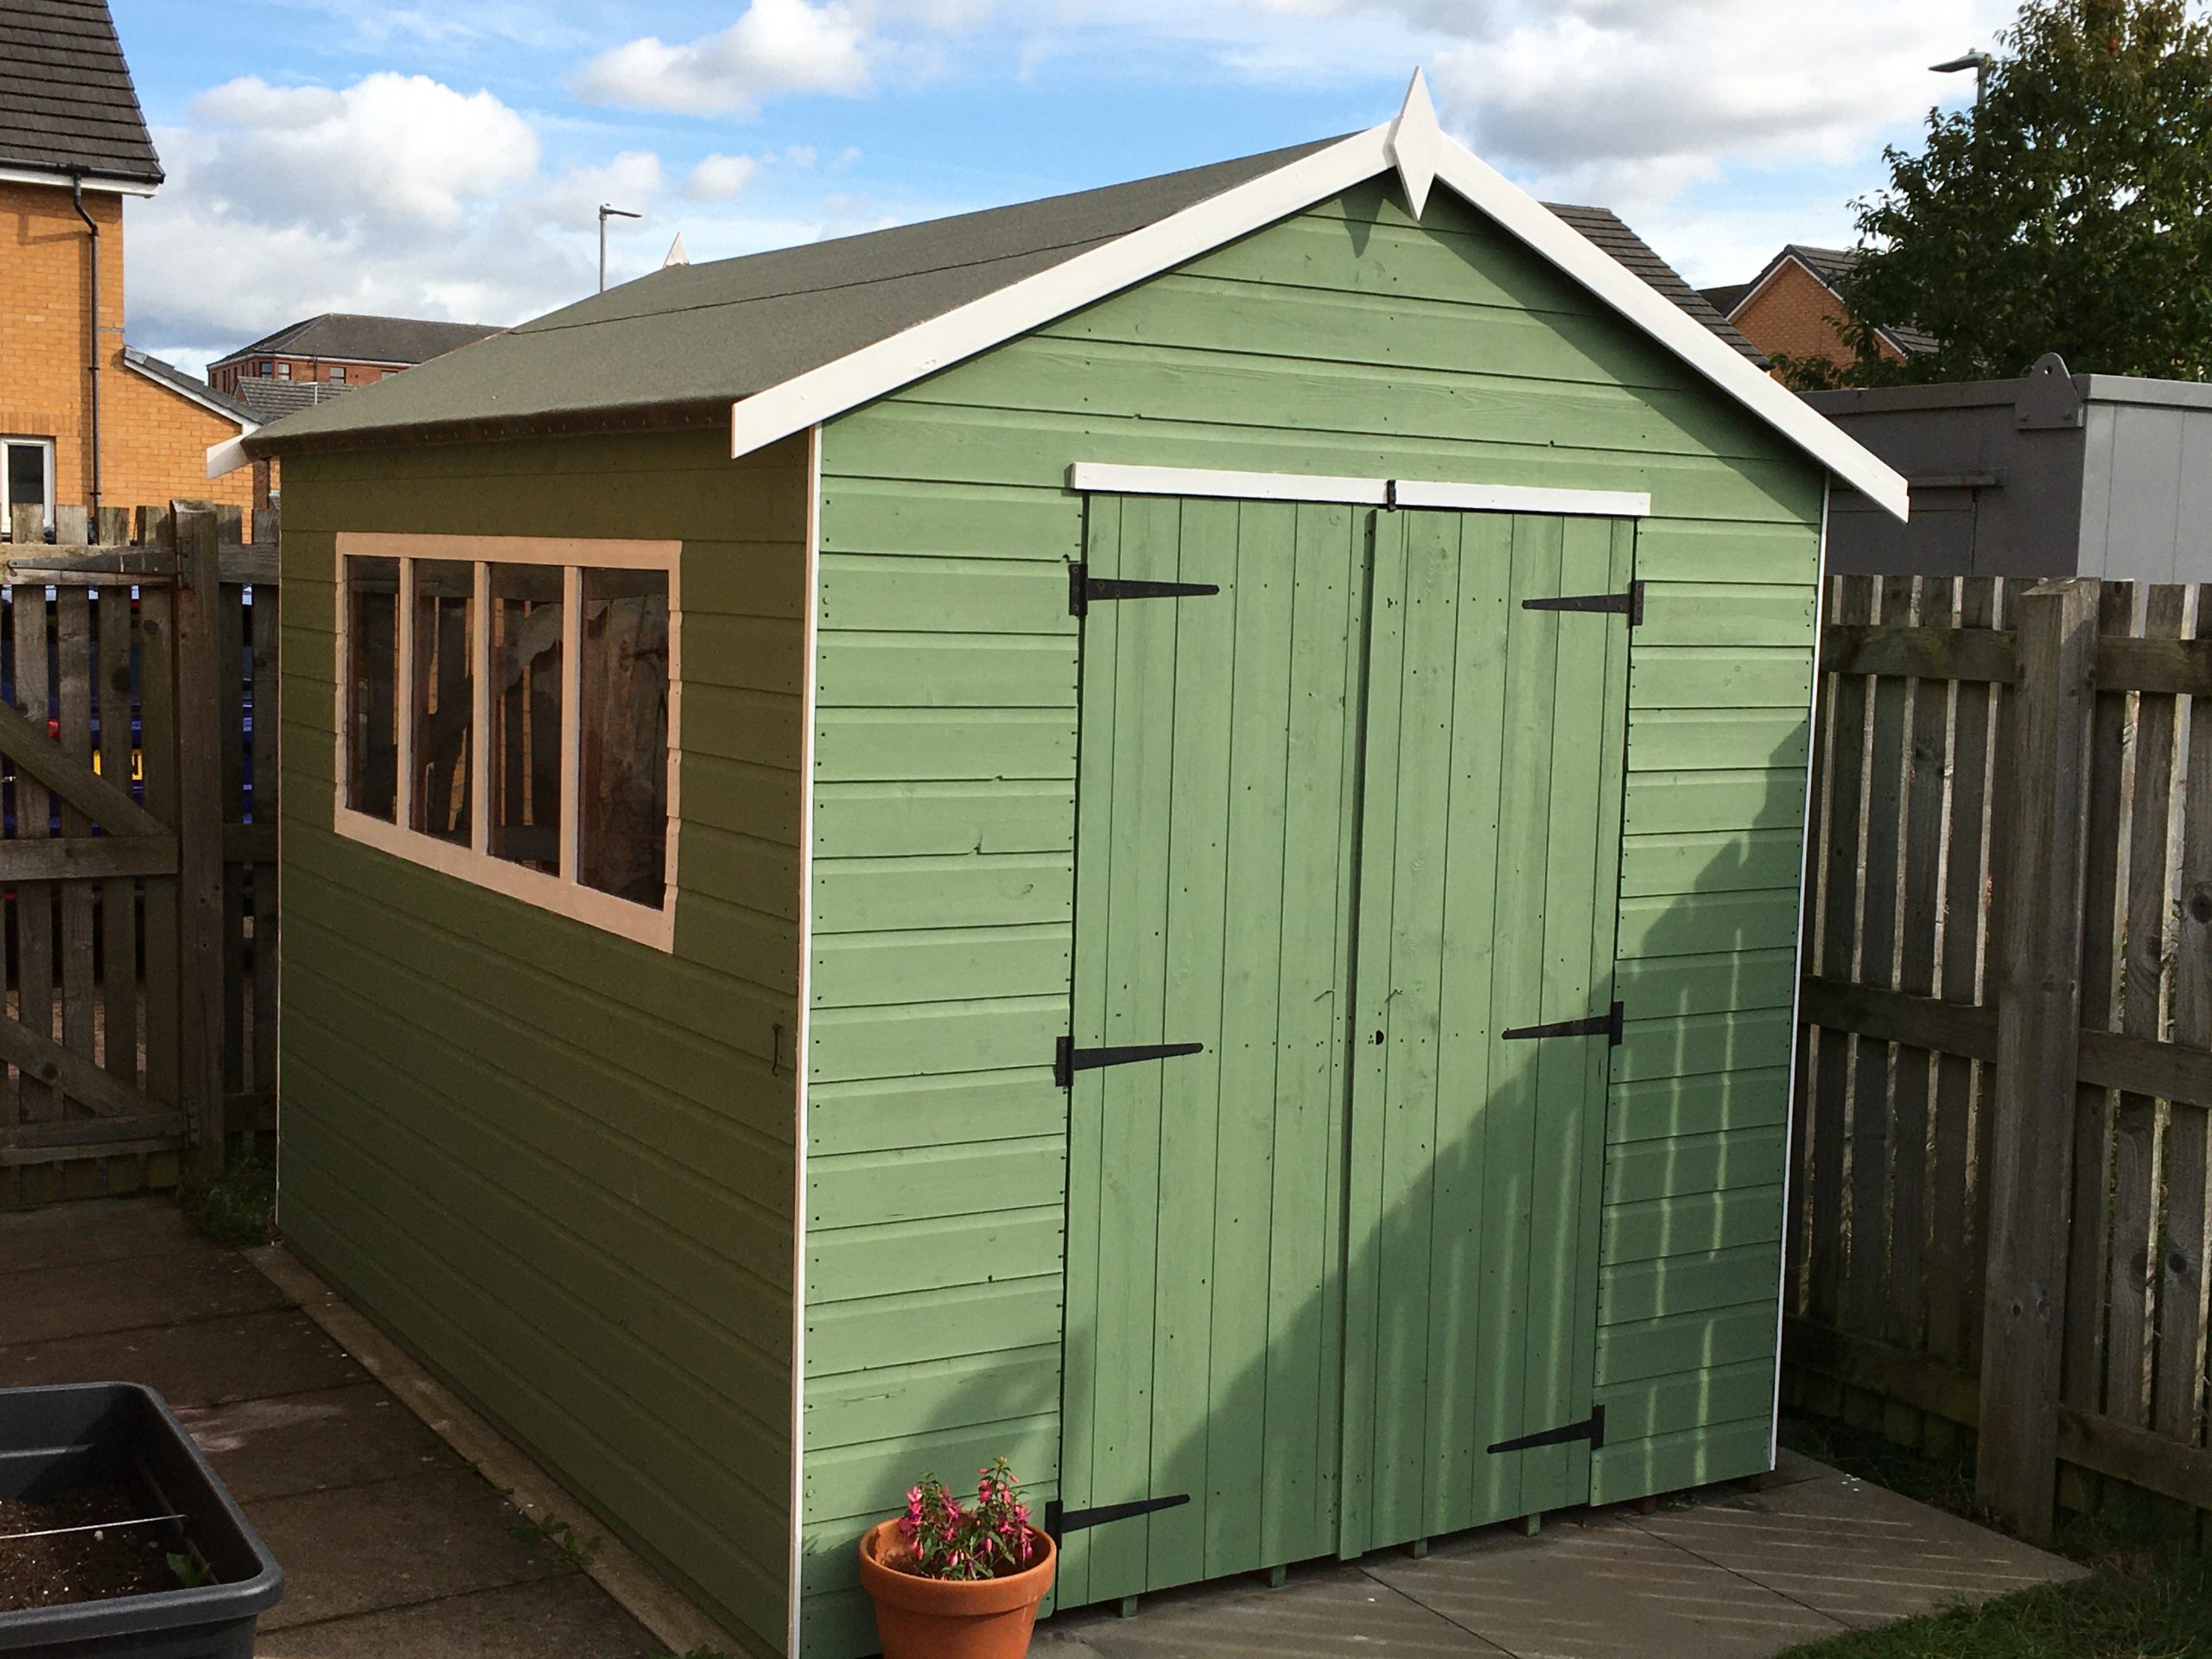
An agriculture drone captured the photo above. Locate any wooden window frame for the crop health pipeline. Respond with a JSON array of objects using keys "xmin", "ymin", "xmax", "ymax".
[{"xmin": 333, "ymin": 531, "xmax": 682, "ymax": 951}]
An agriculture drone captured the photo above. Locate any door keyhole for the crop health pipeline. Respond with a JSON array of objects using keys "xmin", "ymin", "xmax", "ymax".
[{"xmin": 1371, "ymin": 1029, "xmax": 1385, "ymax": 1046}]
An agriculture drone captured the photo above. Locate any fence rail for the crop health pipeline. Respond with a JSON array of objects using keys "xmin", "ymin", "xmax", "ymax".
[
  {"xmin": 1788, "ymin": 572, "xmax": 2212, "ymax": 1540},
  {"xmin": 0, "ymin": 502, "xmax": 276, "ymax": 1205}
]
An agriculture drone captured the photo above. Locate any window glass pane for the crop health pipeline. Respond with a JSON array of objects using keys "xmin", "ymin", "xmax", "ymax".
[
  {"xmin": 489, "ymin": 563, "xmax": 563, "ymax": 872},
  {"xmin": 343, "ymin": 555, "xmax": 399, "ymax": 821},
  {"xmin": 579, "ymin": 567, "xmax": 669, "ymax": 908},
  {"xmin": 410, "ymin": 559, "xmax": 475, "ymax": 844},
  {"xmin": 6, "ymin": 443, "xmax": 46, "ymax": 523}
]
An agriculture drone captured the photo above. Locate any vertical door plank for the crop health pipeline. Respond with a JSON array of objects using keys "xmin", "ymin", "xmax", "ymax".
[
  {"xmin": 1929, "ymin": 580, "xmax": 1994, "ymax": 1366},
  {"xmin": 219, "ymin": 584, "xmax": 247, "ymax": 1106},
  {"xmin": 1145, "ymin": 499, "xmax": 1234, "ymax": 1583},
  {"xmin": 1338, "ymin": 507, "xmax": 1406, "ymax": 1558},
  {"xmin": 1202, "ymin": 501, "xmax": 1297, "ymax": 1576},
  {"xmin": 251, "ymin": 582, "xmax": 280, "ymax": 1119},
  {"xmin": 138, "ymin": 575, "xmax": 181, "ymax": 1116},
  {"xmin": 1424, "ymin": 511, "xmax": 1512, "ymax": 1536},
  {"xmin": 2063, "ymin": 582, "xmax": 2136, "ymax": 1412},
  {"xmin": 0, "ymin": 592, "xmax": 15, "ymax": 1177},
  {"xmin": 1520, "ymin": 513, "xmax": 1615, "ymax": 1514},
  {"xmin": 1808, "ymin": 576, "xmax": 1873, "ymax": 1327},
  {"xmin": 98, "ymin": 588, "xmax": 139, "ymax": 1087},
  {"xmin": 14, "ymin": 583, "xmax": 54, "ymax": 1122},
  {"xmin": 1088, "ymin": 494, "xmax": 1178, "ymax": 1600},
  {"xmin": 1058, "ymin": 499, "xmax": 1119, "ymax": 1611},
  {"xmin": 2157, "ymin": 582, "xmax": 2212, "ymax": 1446},
  {"xmin": 2106, "ymin": 586, "xmax": 2186, "ymax": 1427}
]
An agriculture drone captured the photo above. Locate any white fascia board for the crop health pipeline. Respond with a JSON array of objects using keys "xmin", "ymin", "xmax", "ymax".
[
  {"xmin": 1427, "ymin": 141, "xmax": 1910, "ymax": 521},
  {"xmin": 122, "ymin": 356, "xmax": 253, "ymax": 430},
  {"xmin": 1069, "ymin": 462, "xmax": 1648, "ymax": 518},
  {"xmin": 0, "ymin": 165, "xmax": 157, "ymax": 196},
  {"xmin": 730, "ymin": 125, "xmax": 1394, "ymax": 460},
  {"xmin": 723, "ymin": 118, "xmax": 1908, "ymax": 522},
  {"xmin": 206, "ymin": 435, "xmax": 252, "ymax": 480}
]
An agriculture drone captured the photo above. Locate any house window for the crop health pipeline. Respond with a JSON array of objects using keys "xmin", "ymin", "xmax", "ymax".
[
  {"xmin": 329, "ymin": 365, "xmax": 348, "ymax": 383},
  {"xmin": 1, "ymin": 437, "xmax": 55, "ymax": 535},
  {"xmin": 276, "ymin": 362, "xmax": 292, "ymax": 380},
  {"xmin": 258, "ymin": 361, "xmax": 272, "ymax": 378},
  {"xmin": 334, "ymin": 534, "xmax": 680, "ymax": 949}
]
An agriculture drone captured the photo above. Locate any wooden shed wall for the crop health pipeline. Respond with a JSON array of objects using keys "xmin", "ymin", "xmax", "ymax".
[
  {"xmin": 800, "ymin": 179, "xmax": 1824, "ymax": 1654},
  {"xmin": 276, "ymin": 429, "xmax": 807, "ymax": 1657}
]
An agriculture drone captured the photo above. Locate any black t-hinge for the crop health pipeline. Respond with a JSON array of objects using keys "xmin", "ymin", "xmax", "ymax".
[
  {"xmin": 1045, "ymin": 1493, "xmax": 1191, "ymax": 1536},
  {"xmin": 1488, "ymin": 1404, "xmax": 1605, "ymax": 1455},
  {"xmin": 1069, "ymin": 561, "xmax": 1223, "ymax": 617},
  {"xmin": 1055, "ymin": 1036, "xmax": 1205, "ymax": 1089},
  {"xmin": 1499, "ymin": 1001, "xmax": 1624, "ymax": 1046},
  {"xmin": 1522, "ymin": 580, "xmax": 1644, "ymax": 626}
]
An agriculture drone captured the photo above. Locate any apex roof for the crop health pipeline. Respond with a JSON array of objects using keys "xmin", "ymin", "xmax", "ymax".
[
  {"xmin": 1713, "ymin": 245, "xmax": 1939, "ymax": 359},
  {"xmin": 0, "ymin": 0, "xmax": 162, "ymax": 188},
  {"xmin": 221, "ymin": 75, "xmax": 1907, "ymax": 518},
  {"xmin": 211, "ymin": 313, "xmax": 506, "ymax": 371}
]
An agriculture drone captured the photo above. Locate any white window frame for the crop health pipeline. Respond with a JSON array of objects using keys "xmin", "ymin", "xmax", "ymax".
[
  {"xmin": 333, "ymin": 531, "xmax": 683, "ymax": 951},
  {"xmin": 1, "ymin": 436, "xmax": 56, "ymax": 533}
]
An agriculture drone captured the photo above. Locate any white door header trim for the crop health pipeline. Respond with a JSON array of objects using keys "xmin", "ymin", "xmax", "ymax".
[{"xmin": 1067, "ymin": 461, "xmax": 1651, "ymax": 518}]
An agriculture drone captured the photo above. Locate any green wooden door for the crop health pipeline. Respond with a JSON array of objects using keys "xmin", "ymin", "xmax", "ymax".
[
  {"xmin": 1338, "ymin": 509, "xmax": 1633, "ymax": 1554},
  {"xmin": 1060, "ymin": 497, "xmax": 1632, "ymax": 1602},
  {"xmin": 1058, "ymin": 493, "xmax": 1368, "ymax": 1609}
]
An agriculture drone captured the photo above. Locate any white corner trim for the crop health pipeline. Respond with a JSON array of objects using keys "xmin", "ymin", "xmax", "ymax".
[
  {"xmin": 207, "ymin": 434, "xmax": 252, "ymax": 480},
  {"xmin": 788, "ymin": 423, "xmax": 823, "ymax": 1659},
  {"xmin": 1067, "ymin": 462, "xmax": 1649, "ymax": 518},
  {"xmin": 121, "ymin": 356, "xmax": 255, "ymax": 430},
  {"xmin": 731, "ymin": 124, "xmax": 1392, "ymax": 459},
  {"xmin": 727, "ymin": 110, "xmax": 1909, "ymax": 520}
]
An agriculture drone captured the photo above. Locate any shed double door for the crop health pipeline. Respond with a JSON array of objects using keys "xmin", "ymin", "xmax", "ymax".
[{"xmin": 1058, "ymin": 493, "xmax": 1633, "ymax": 1609}]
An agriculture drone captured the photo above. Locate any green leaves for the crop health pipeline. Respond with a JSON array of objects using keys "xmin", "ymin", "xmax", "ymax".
[{"xmin": 1819, "ymin": 0, "xmax": 2212, "ymax": 387}]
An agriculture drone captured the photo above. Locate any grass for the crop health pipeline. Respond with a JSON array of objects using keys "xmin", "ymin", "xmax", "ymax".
[
  {"xmin": 1774, "ymin": 1416, "xmax": 2212, "ymax": 1658},
  {"xmin": 179, "ymin": 1156, "xmax": 276, "ymax": 1248}
]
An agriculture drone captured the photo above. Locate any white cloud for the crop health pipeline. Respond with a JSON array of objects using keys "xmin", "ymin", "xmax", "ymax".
[
  {"xmin": 689, "ymin": 153, "xmax": 761, "ymax": 200},
  {"xmin": 576, "ymin": 0, "xmax": 874, "ymax": 116}
]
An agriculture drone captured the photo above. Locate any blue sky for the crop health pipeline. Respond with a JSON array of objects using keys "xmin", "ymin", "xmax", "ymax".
[{"xmin": 110, "ymin": 0, "xmax": 2011, "ymax": 376}]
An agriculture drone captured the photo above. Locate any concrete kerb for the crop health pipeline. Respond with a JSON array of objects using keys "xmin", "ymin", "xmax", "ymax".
[{"xmin": 249, "ymin": 1243, "xmax": 741, "ymax": 1658}]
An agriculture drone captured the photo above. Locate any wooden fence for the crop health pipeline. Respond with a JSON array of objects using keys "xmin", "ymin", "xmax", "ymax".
[
  {"xmin": 1788, "ymin": 572, "xmax": 2212, "ymax": 1541},
  {"xmin": 0, "ymin": 502, "xmax": 276, "ymax": 1205}
]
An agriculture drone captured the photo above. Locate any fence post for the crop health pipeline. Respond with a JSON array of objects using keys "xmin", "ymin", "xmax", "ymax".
[
  {"xmin": 1975, "ymin": 577, "xmax": 2099, "ymax": 1541},
  {"xmin": 173, "ymin": 503, "xmax": 227, "ymax": 1180}
]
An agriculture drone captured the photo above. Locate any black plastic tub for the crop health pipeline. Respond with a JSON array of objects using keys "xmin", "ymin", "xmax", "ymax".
[{"xmin": 0, "ymin": 1382, "xmax": 282, "ymax": 1656}]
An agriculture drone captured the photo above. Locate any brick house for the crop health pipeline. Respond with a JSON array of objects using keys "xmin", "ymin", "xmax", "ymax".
[
  {"xmin": 208, "ymin": 314, "xmax": 503, "ymax": 396},
  {"xmin": 1700, "ymin": 245, "xmax": 1935, "ymax": 379},
  {"xmin": 0, "ymin": 0, "xmax": 255, "ymax": 535}
]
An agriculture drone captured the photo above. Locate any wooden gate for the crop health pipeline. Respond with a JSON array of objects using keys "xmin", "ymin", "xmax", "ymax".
[{"xmin": 0, "ymin": 501, "xmax": 276, "ymax": 1205}]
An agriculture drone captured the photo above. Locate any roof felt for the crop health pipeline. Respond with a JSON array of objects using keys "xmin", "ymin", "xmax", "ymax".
[
  {"xmin": 245, "ymin": 138, "xmax": 1760, "ymax": 455},
  {"xmin": 0, "ymin": 0, "xmax": 162, "ymax": 185},
  {"xmin": 212, "ymin": 313, "xmax": 506, "ymax": 370}
]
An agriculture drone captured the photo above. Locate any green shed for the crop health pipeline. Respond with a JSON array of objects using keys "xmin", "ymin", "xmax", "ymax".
[{"xmin": 225, "ymin": 75, "xmax": 1908, "ymax": 1659}]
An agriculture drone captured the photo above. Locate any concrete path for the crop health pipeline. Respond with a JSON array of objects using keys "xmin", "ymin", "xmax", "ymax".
[
  {"xmin": 0, "ymin": 1198, "xmax": 665, "ymax": 1658},
  {"xmin": 3, "ymin": 1197, "xmax": 2085, "ymax": 1659},
  {"xmin": 1033, "ymin": 1453, "xmax": 2087, "ymax": 1659}
]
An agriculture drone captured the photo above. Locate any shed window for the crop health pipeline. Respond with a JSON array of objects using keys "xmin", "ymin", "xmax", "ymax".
[{"xmin": 334, "ymin": 534, "xmax": 681, "ymax": 950}]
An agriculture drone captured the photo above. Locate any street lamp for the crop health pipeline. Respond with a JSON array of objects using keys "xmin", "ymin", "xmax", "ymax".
[
  {"xmin": 1931, "ymin": 50, "xmax": 1997, "ymax": 104},
  {"xmin": 598, "ymin": 203, "xmax": 641, "ymax": 294}
]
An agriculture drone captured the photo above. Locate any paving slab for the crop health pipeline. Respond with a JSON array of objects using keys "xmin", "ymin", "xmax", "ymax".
[
  {"xmin": 248, "ymin": 1466, "xmax": 572, "ymax": 1630},
  {"xmin": 178, "ymin": 1382, "xmax": 467, "ymax": 1503},
  {"xmin": 1037, "ymin": 1560, "xmax": 1502, "ymax": 1658},
  {"xmin": 1366, "ymin": 1514, "xmax": 1845, "ymax": 1659},
  {"xmin": 0, "ymin": 1193, "xmax": 189, "ymax": 1274},
  {"xmin": 5, "ymin": 1248, "xmax": 292, "ymax": 1343},
  {"xmin": 1630, "ymin": 1467, "xmax": 2088, "ymax": 1629},
  {"xmin": 0, "ymin": 1305, "xmax": 365, "ymax": 1404},
  {"xmin": 256, "ymin": 1576, "xmax": 664, "ymax": 1659}
]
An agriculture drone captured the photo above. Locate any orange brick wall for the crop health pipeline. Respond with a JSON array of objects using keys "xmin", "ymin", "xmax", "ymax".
[
  {"xmin": 0, "ymin": 179, "xmax": 251, "ymax": 526},
  {"xmin": 1728, "ymin": 259, "xmax": 1904, "ymax": 374},
  {"xmin": 211, "ymin": 357, "xmax": 395, "ymax": 392}
]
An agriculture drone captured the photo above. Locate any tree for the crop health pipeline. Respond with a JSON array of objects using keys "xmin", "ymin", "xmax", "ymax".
[{"xmin": 1780, "ymin": 0, "xmax": 2212, "ymax": 389}]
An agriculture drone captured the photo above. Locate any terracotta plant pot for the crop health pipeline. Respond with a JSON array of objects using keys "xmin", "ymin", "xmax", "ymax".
[{"xmin": 856, "ymin": 1518, "xmax": 1057, "ymax": 1659}]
